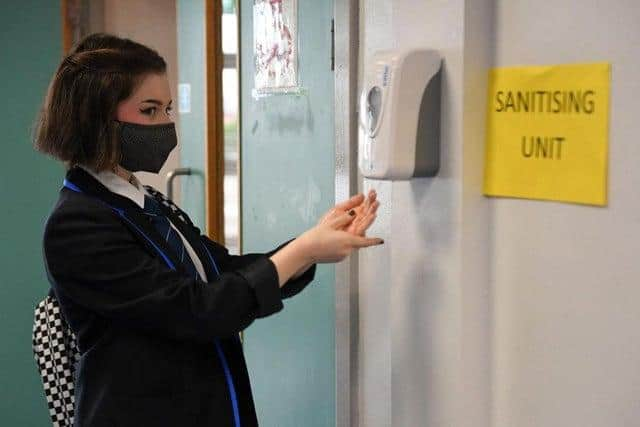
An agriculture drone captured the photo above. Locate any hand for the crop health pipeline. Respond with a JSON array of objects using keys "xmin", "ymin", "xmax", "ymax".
[
  {"xmin": 270, "ymin": 198, "xmax": 383, "ymax": 286},
  {"xmin": 346, "ymin": 189, "xmax": 379, "ymax": 236},
  {"xmin": 299, "ymin": 210, "xmax": 383, "ymax": 264},
  {"xmin": 319, "ymin": 189, "xmax": 380, "ymax": 237}
]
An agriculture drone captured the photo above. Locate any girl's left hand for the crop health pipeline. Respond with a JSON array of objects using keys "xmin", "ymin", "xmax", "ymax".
[{"xmin": 319, "ymin": 190, "xmax": 380, "ymax": 237}]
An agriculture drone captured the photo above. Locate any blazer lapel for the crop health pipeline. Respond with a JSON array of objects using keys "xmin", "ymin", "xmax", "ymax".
[
  {"xmin": 65, "ymin": 167, "xmax": 187, "ymax": 275},
  {"xmin": 160, "ymin": 207, "xmax": 219, "ymax": 279},
  {"xmin": 121, "ymin": 207, "xmax": 187, "ymax": 273}
]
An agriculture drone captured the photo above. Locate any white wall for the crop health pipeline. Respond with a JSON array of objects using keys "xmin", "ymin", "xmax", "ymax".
[
  {"xmin": 491, "ymin": 2, "xmax": 640, "ymax": 426},
  {"xmin": 357, "ymin": 1, "xmax": 639, "ymax": 427},
  {"xmin": 357, "ymin": 1, "xmax": 491, "ymax": 426}
]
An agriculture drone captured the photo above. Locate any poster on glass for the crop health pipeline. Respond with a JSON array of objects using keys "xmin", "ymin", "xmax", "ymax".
[{"xmin": 252, "ymin": 0, "xmax": 302, "ymax": 98}]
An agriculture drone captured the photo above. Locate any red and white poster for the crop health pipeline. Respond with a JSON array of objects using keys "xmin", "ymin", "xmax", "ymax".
[{"xmin": 253, "ymin": 0, "xmax": 299, "ymax": 97}]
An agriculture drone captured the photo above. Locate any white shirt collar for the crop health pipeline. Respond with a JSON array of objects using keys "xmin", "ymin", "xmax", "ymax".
[{"xmin": 79, "ymin": 165, "xmax": 147, "ymax": 208}]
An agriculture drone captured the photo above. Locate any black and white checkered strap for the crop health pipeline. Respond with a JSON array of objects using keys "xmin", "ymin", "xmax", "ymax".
[
  {"xmin": 32, "ymin": 295, "xmax": 80, "ymax": 427},
  {"xmin": 31, "ymin": 188, "xmax": 195, "ymax": 426}
]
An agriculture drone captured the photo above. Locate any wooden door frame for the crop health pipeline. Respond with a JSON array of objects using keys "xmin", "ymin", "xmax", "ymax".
[
  {"xmin": 204, "ymin": 0, "xmax": 226, "ymax": 242},
  {"xmin": 61, "ymin": 0, "xmax": 73, "ymax": 53}
]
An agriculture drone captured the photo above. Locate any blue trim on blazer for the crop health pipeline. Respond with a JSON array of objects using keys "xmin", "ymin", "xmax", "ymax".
[{"xmin": 63, "ymin": 178, "xmax": 241, "ymax": 427}]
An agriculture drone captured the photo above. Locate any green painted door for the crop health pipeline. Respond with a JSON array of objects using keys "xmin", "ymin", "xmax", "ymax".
[
  {"xmin": 0, "ymin": 1, "xmax": 63, "ymax": 425},
  {"xmin": 240, "ymin": 1, "xmax": 336, "ymax": 426},
  {"xmin": 177, "ymin": 1, "xmax": 336, "ymax": 424}
]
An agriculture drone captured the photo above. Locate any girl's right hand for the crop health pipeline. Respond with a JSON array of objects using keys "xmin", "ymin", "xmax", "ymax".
[{"xmin": 298, "ymin": 211, "xmax": 384, "ymax": 264}]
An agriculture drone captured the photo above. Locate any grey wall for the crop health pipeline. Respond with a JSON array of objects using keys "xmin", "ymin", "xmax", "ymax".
[
  {"xmin": 357, "ymin": 1, "xmax": 492, "ymax": 426},
  {"xmin": 0, "ymin": 1, "xmax": 63, "ymax": 425},
  {"xmin": 491, "ymin": 2, "xmax": 640, "ymax": 426},
  {"xmin": 356, "ymin": 1, "xmax": 640, "ymax": 427}
]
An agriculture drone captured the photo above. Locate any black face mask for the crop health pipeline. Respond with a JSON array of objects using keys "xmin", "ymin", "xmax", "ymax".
[{"xmin": 117, "ymin": 121, "xmax": 177, "ymax": 173}]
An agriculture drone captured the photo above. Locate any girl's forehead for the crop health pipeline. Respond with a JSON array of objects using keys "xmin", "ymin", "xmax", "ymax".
[{"xmin": 130, "ymin": 73, "xmax": 171, "ymax": 102}]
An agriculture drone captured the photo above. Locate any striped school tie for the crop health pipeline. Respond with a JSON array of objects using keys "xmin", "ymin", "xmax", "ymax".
[{"xmin": 143, "ymin": 195, "xmax": 200, "ymax": 279}]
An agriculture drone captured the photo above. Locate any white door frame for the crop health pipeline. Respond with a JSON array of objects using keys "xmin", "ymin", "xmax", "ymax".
[{"xmin": 333, "ymin": 0, "xmax": 359, "ymax": 426}]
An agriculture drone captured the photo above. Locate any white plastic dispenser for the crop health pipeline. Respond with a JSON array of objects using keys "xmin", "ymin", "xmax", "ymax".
[{"xmin": 359, "ymin": 49, "xmax": 442, "ymax": 179}]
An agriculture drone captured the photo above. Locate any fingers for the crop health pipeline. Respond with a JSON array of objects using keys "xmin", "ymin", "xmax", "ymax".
[
  {"xmin": 350, "ymin": 200, "xmax": 380, "ymax": 235},
  {"xmin": 362, "ymin": 190, "xmax": 372, "ymax": 215},
  {"xmin": 333, "ymin": 190, "xmax": 380, "ymax": 234},
  {"xmin": 359, "ymin": 195, "xmax": 378, "ymax": 220},
  {"xmin": 329, "ymin": 212, "xmax": 356, "ymax": 229},
  {"xmin": 366, "ymin": 199, "xmax": 380, "ymax": 216},
  {"xmin": 350, "ymin": 235, "xmax": 384, "ymax": 248},
  {"xmin": 335, "ymin": 193, "xmax": 365, "ymax": 212},
  {"xmin": 365, "ymin": 189, "xmax": 376, "ymax": 208},
  {"xmin": 355, "ymin": 212, "xmax": 377, "ymax": 236},
  {"xmin": 334, "ymin": 189, "xmax": 376, "ymax": 212},
  {"xmin": 318, "ymin": 207, "xmax": 339, "ymax": 225}
]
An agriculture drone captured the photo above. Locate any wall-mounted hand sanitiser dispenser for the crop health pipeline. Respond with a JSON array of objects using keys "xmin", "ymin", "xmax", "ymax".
[{"xmin": 358, "ymin": 49, "xmax": 442, "ymax": 180}]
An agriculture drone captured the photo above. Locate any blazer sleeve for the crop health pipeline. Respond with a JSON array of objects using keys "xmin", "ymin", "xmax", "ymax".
[
  {"xmin": 200, "ymin": 236, "xmax": 317, "ymax": 300},
  {"xmin": 43, "ymin": 201, "xmax": 283, "ymax": 344}
]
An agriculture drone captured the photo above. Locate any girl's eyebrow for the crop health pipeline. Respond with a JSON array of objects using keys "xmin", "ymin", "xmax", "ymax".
[{"xmin": 140, "ymin": 99, "xmax": 173, "ymax": 105}]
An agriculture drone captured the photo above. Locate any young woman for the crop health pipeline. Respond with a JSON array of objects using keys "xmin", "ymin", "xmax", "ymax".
[{"xmin": 34, "ymin": 33, "xmax": 381, "ymax": 426}]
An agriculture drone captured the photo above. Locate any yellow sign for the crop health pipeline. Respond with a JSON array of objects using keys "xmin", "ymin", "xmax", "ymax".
[{"xmin": 484, "ymin": 62, "xmax": 610, "ymax": 206}]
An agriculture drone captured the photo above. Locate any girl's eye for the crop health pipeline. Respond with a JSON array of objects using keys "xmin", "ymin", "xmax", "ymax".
[
  {"xmin": 140, "ymin": 107, "xmax": 157, "ymax": 116},
  {"xmin": 165, "ymin": 106, "xmax": 173, "ymax": 116}
]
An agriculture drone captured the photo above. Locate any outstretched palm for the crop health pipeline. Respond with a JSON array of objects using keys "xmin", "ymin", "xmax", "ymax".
[{"xmin": 319, "ymin": 190, "xmax": 379, "ymax": 236}]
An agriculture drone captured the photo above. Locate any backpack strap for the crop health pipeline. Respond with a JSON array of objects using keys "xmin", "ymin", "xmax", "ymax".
[{"xmin": 32, "ymin": 295, "xmax": 80, "ymax": 427}]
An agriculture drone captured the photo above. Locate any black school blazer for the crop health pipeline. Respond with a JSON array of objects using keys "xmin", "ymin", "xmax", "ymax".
[{"xmin": 42, "ymin": 166, "xmax": 316, "ymax": 427}]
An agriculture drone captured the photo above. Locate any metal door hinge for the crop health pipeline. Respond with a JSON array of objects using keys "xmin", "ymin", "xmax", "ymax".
[{"xmin": 331, "ymin": 18, "xmax": 335, "ymax": 71}]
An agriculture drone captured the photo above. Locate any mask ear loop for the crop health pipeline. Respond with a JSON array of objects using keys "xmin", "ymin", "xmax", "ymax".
[{"xmin": 111, "ymin": 121, "xmax": 138, "ymax": 185}]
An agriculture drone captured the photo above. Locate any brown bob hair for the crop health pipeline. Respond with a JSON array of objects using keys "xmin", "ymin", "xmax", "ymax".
[{"xmin": 34, "ymin": 33, "xmax": 167, "ymax": 171}]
